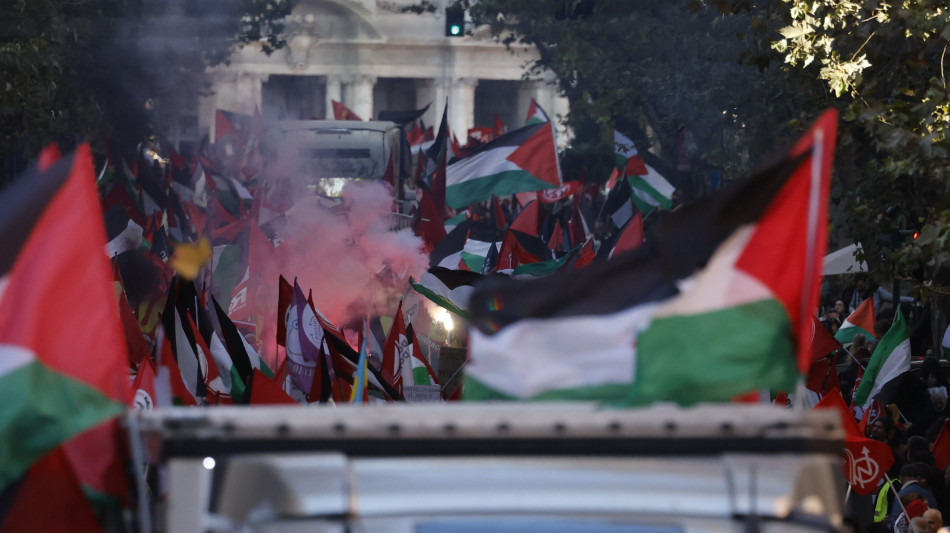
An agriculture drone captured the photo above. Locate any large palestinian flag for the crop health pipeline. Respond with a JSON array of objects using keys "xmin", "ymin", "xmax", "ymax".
[
  {"xmin": 465, "ymin": 111, "xmax": 837, "ymax": 405},
  {"xmin": 446, "ymin": 122, "xmax": 560, "ymax": 209},
  {"xmin": 0, "ymin": 145, "xmax": 130, "ymax": 527}
]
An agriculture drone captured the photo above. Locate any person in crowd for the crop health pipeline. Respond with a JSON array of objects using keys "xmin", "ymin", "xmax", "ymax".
[
  {"xmin": 922, "ymin": 508, "xmax": 943, "ymax": 533},
  {"xmin": 891, "ymin": 463, "xmax": 939, "ymax": 524},
  {"xmin": 870, "ymin": 417, "xmax": 908, "ymax": 480},
  {"xmin": 895, "ymin": 497, "xmax": 931, "ymax": 533},
  {"xmin": 835, "ymin": 299, "xmax": 848, "ymax": 317},
  {"xmin": 912, "ymin": 386, "xmax": 950, "ymax": 439},
  {"xmin": 844, "ymin": 273, "xmax": 915, "ymax": 314},
  {"xmin": 823, "ymin": 308, "xmax": 842, "ymax": 335},
  {"xmin": 921, "ymin": 359, "xmax": 949, "ymax": 391}
]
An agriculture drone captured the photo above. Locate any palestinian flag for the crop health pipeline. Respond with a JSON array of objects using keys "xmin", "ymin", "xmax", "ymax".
[
  {"xmin": 941, "ymin": 323, "xmax": 950, "ymax": 360},
  {"xmin": 628, "ymin": 165, "xmax": 675, "ymax": 214},
  {"xmin": 524, "ymin": 98, "xmax": 550, "ymax": 125},
  {"xmin": 0, "ymin": 145, "xmax": 130, "ymax": 524},
  {"xmin": 852, "ymin": 307, "xmax": 911, "ymax": 408},
  {"xmin": 835, "ymin": 298, "xmax": 875, "ymax": 345},
  {"xmin": 410, "ymin": 270, "xmax": 476, "ymax": 319},
  {"xmin": 465, "ymin": 111, "xmax": 837, "ymax": 404},
  {"xmin": 446, "ymin": 122, "xmax": 560, "ymax": 209},
  {"xmin": 613, "ymin": 130, "xmax": 638, "ymax": 170}
]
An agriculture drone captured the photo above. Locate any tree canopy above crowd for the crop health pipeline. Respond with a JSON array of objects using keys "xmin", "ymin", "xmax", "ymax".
[{"xmin": 0, "ymin": 0, "xmax": 292, "ymax": 182}]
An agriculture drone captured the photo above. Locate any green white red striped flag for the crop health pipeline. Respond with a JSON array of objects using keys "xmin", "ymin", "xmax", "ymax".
[{"xmin": 852, "ymin": 308, "xmax": 911, "ymax": 408}]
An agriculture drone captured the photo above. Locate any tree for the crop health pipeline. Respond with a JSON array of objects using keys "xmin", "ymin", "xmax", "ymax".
[
  {"xmin": 0, "ymin": 0, "xmax": 292, "ymax": 185},
  {"xmin": 453, "ymin": 0, "xmax": 950, "ymax": 344},
  {"xmin": 772, "ymin": 0, "xmax": 950, "ymax": 332},
  {"xmin": 460, "ymin": 1, "xmax": 834, "ymax": 200}
]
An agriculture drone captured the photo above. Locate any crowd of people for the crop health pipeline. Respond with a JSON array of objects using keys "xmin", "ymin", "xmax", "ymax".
[{"xmin": 819, "ymin": 275, "xmax": 950, "ymax": 532}]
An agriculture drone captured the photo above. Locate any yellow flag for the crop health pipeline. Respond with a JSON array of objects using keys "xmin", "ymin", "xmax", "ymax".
[{"xmin": 170, "ymin": 237, "xmax": 212, "ymax": 280}]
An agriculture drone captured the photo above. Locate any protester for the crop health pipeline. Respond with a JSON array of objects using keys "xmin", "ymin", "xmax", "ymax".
[{"xmin": 843, "ymin": 273, "xmax": 915, "ymax": 314}]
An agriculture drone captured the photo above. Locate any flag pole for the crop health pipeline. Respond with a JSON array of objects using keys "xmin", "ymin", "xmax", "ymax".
[{"xmin": 884, "ymin": 473, "xmax": 909, "ymax": 519}]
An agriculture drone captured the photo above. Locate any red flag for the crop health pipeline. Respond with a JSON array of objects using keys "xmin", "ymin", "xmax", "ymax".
[
  {"xmin": 572, "ymin": 238, "xmax": 596, "ymax": 270},
  {"xmin": 119, "ymin": 291, "xmax": 152, "ymax": 367},
  {"xmin": 624, "ymin": 155, "xmax": 648, "ymax": 177},
  {"xmin": 538, "ymin": 181, "xmax": 580, "ymax": 204},
  {"xmin": 858, "ymin": 399, "xmax": 885, "ymax": 437},
  {"xmin": 609, "ymin": 211, "xmax": 644, "ymax": 258},
  {"xmin": 158, "ymin": 334, "xmax": 197, "ymax": 406},
  {"xmin": 249, "ymin": 368, "xmax": 297, "ymax": 404},
  {"xmin": 276, "ymin": 275, "xmax": 293, "ymax": 347},
  {"xmin": 805, "ymin": 356, "xmax": 840, "ymax": 397},
  {"xmin": 131, "ymin": 358, "xmax": 158, "ymax": 410},
  {"xmin": 810, "ymin": 315, "xmax": 842, "ymax": 361},
  {"xmin": 414, "ymin": 187, "xmax": 447, "ymax": 252},
  {"xmin": 331, "ymin": 100, "xmax": 363, "ymax": 121},
  {"xmin": 510, "ymin": 199, "xmax": 541, "ymax": 235},
  {"xmin": 814, "ymin": 389, "xmax": 894, "ymax": 494},
  {"xmin": 493, "ymin": 115, "xmax": 507, "ymax": 138},
  {"xmin": 382, "ymin": 300, "xmax": 408, "ymax": 392},
  {"xmin": 0, "ymin": 448, "xmax": 105, "ymax": 533},
  {"xmin": 934, "ymin": 421, "xmax": 950, "ymax": 471},
  {"xmin": 492, "ymin": 196, "xmax": 507, "ymax": 229},
  {"xmin": 547, "ymin": 219, "xmax": 564, "ymax": 252},
  {"xmin": 494, "ymin": 229, "xmax": 544, "ymax": 272}
]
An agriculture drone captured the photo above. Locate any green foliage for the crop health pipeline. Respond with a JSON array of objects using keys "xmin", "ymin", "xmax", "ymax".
[
  {"xmin": 0, "ymin": 0, "xmax": 292, "ymax": 182},
  {"xmin": 460, "ymin": 1, "xmax": 833, "ymax": 197},
  {"xmin": 773, "ymin": 0, "xmax": 950, "ymax": 297}
]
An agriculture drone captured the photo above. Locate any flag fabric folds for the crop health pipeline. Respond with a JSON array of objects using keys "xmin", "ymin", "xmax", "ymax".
[
  {"xmin": 852, "ymin": 307, "xmax": 911, "ymax": 408},
  {"xmin": 465, "ymin": 110, "xmax": 838, "ymax": 405},
  {"xmin": 0, "ymin": 145, "xmax": 130, "ymax": 524},
  {"xmin": 835, "ymin": 298, "xmax": 876, "ymax": 345},
  {"xmin": 445, "ymin": 122, "xmax": 561, "ymax": 209}
]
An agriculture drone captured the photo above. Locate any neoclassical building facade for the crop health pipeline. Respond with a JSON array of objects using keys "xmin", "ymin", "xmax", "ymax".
[{"xmin": 186, "ymin": 0, "xmax": 569, "ymax": 149}]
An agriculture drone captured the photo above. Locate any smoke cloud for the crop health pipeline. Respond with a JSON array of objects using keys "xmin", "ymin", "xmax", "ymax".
[{"xmin": 256, "ymin": 181, "xmax": 429, "ymax": 329}]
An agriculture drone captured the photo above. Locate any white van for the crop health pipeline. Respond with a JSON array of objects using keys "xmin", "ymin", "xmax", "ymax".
[
  {"xmin": 263, "ymin": 120, "xmax": 405, "ymax": 197},
  {"xmin": 130, "ymin": 403, "xmax": 846, "ymax": 533}
]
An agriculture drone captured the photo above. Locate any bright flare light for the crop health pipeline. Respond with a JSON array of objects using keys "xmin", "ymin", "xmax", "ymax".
[
  {"xmin": 433, "ymin": 307, "xmax": 454, "ymax": 332},
  {"xmin": 202, "ymin": 457, "xmax": 216, "ymax": 470}
]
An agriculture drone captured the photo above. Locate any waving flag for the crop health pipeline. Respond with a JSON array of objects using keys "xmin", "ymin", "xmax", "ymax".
[
  {"xmin": 835, "ymin": 298, "xmax": 876, "ymax": 345},
  {"xmin": 331, "ymin": 100, "xmax": 363, "ymax": 121},
  {"xmin": 629, "ymin": 165, "xmax": 676, "ymax": 214},
  {"xmin": 525, "ymin": 98, "xmax": 550, "ymax": 125},
  {"xmin": 852, "ymin": 307, "xmax": 911, "ymax": 408},
  {"xmin": 0, "ymin": 145, "xmax": 130, "ymax": 527},
  {"xmin": 446, "ymin": 122, "xmax": 561, "ymax": 209},
  {"xmin": 465, "ymin": 111, "xmax": 837, "ymax": 405}
]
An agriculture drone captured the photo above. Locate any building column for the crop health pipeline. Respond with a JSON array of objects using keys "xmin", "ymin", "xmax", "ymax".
[
  {"xmin": 416, "ymin": 78, "xmax": 450, "ymax": 128},
  {"xmin": 350, "ymin": 74, "xmax": 377, "ymax": 121},
  {"xmin": 450, "ymin": 77, "xmax": 478, "ymax": 140},
  {"xmin": 325, "ymin": 75, "xmax": 343, "ymax": 119}
]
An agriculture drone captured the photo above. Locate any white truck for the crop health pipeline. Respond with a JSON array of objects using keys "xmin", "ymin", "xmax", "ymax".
[{"xmin": 128, "ymin": 403, "xmax": 846, "ymax": 533}]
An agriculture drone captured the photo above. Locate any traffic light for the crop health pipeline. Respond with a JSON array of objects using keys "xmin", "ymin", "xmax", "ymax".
[{"xmin": 445, "ymin": 4, "xmax": 464, "ymax": 37}]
